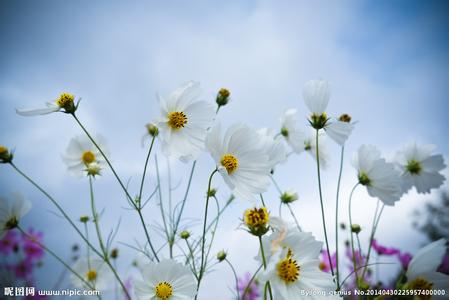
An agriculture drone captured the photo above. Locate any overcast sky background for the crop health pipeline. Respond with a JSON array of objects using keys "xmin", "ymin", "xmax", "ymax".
[{"xmin": 1, "ymin": 0, "xmax": 449, "ymax": 299}]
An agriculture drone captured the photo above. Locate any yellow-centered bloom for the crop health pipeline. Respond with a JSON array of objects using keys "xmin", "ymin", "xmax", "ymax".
[{"xmin": 16, "ymin": 92, "xmax": 78, "ymax": 116}]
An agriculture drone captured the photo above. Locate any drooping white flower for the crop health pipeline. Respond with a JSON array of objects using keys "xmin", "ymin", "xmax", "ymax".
[
  {"xmin": 134, "ymin": 259, "xmax": 197, "ymax": 300},
  {"xmin": 260, "ymin": 230, "xmax": 339, "ymax": 299},
  {"xmin": 280, "ymin": 108, "xmax": 306, "ymax": 154},
  {"xmin": 395, "ymin": 142, "xmax": 446, "ymax": 194},
  {"xmin": 257, "ymin": 128, "xmax": 287, "ymax": 170},
  {"xmin": 352, "ymin": 145, "xmax": 402, "ymax": 206},
  {"xmin": 0, "ymin": 193, "xmax": 32, "ymax": 238},
  {"xmin": 304, "ymin": 130, "xmax": 329, "ymax": 169},
  {"xmin": 303, "ymin": 80, "xmax": 354, "ymax": 146},
  {"xmin": 16, "ymin": 93, "xmax": 77, "ymax": 116},
  {"xmin": 155, "ymin": 81, "xmax": 215, "ymax": 162},
  {"xmin": 405, "ymin": 239, "xmax": 449, "ymax": 294},
  {"xmin": 71, "ymin": 257, "xmax": 113, "ymax": 291},
  {"xmin": 206, "ymin": 123, "xmax": 271, "ymax": 201},
  {"xmin": 62, "ymin": 135, "xmax": 108, "ymax": 178}
]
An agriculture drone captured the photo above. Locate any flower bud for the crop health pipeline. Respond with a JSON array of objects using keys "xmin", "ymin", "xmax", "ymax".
[
  {"xmin": 86, "ymin": 162, "xmax": 102, "ymax": 177},
  {"xmin": 216, "ymin": 88, "xmax": 230, "ymax": 107},
  {"xmin": 280, "ymin": 190, "xmax": 299, "ymax": 204},
  {"xmin": 339, "ymin": 114, "xmax": 352, "ymax": 123},
  {"xmin": 79, "ymin": 215, "xmax": 90, "ymax": 223},
  {"xmin": 145, "ymin": 123, "xmax": 159, "ymax": 137},
  {"xmin": 216, "ymin": 250, "xmax": 227, "ymax": 262},
  {"xmin": 110, "ymin": 248, "xmax": 119, "ymax": 259},
  {"xmin": 207, "ymin": 188, "xmax": 217, "ymax": 197},
  {"xmin": 180, "ymin": 230, "xmax": 190, "ymax": 240},
  {"xmin": 351, "ymin": 224, "xmax": 361, "ymax": 234},
  {"xmin": 0, "ymin": 146, "xmax": 13, "ymax": 163}
]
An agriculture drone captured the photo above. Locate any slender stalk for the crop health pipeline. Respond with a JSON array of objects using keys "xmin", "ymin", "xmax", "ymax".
[
  {"xmin": 89, "ymin": 177, "xmax": 131, "ymax": 300},
  {"xmin": 241, "ymin": 264, "xmax": 263, "ymax": 300},
  {"xmin": 196, "ymin": 169, "xmax": 218, "ymax": 298},
  {"xmin": 185, "ymin": 240, "xmax": 199, "ymax": 280},
  {"xmin": 314, "ymin": 129, "xmax": 334, "ymax": 277},
  {"xmin": 334, "ymin": 146, "xmax": 345, "ymax": 289},
  {"xmin": 173, "ymin": 161, "xmax": 196, "ymax": 234},
  {"xmin": 258, "ymin": 236, "xmax": 273, "ymax": 300},
  {"xmin": 17, "ymin": 226, "xmax": 99, "ymax": 298},
  {"xmin": 225, "ymin": 258, "xmax": 240, "ymax": 300},
  {"xmin": 259, "ymin": 194, "xmax": 266, "ymax": 207},
  {"xmin": 72, "ymin": 113, "xmax": 159, "ymax": 261},
  {"xmin": 137, "ymin": 135, "xmax": 156, "ymax": 207},
  {"xmin": 155, "ymin": 156, "xmax": 171, "ymax": 244},
  {"xmin": 286, "ymin": 203, "xmax": 302, "ymax": 231},
  {"xmin": 362, "ymin": 202, "xmax": 385, "ymax": 279},
  {"xmin": 348, "ymin": 183, "xmax": 360, "ymax": 287},
  {"xmin": 9, "ymin": 162, "xmax": 102, "ymax": 258}
]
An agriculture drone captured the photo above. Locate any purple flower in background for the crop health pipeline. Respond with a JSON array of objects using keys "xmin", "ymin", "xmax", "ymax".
[
  {"xmin": 0, "ymin": 230, "xmax": 19, "ymax": 255},
  {"xmin": 372, "ymin": 239, "xmax": 400, "ymax": 256},
  {"xmin": 237, "ymin": 272, "xmax": 260, "ymax": 300},
  {"xmin": 319, "ymin": 249, "xmax": 337, "ymax": 273},
  {"xmin": 22, "ymin": 228, "xmax": 44, "ymax": 261},
  {"xmin": 9, "ymin": 259, "xmax": 33, "ymax": 279},
  {"xmin": 437, "ymin": 252, "xmax": 449, "ymax": 275},
  {"xmin": 397, "ymin": 252, "xmax": 412, "ymax": 269}
]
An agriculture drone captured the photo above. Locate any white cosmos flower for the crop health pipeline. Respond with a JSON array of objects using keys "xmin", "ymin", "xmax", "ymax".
[
  {"xmin": 257, "ymin": 128, "xmax": 287, "ymax": 170},
  {"xmin": 303, "ymin": 79, "xmax": 354, "ymax": 146},
  {"xmin": 0, "ymin": 193, "xmax": 32, "ymax": 238},
  {"xmin": 395, "ymin": 142, "xmax": 446, "ymax": 194},
  {"xmin": 134, "ymin": 259, "xmax": 197, "ymax": 300},
  {"xmin": 16, "ymin": 93, "xmax": 77, "ymax": 116},
  {"xmin": 352, "ymin": 145, "xmax": 402, "ymax": 206},
  {"xmin": 71, "ymin": 257, "xmax": 113, "ymax": 291},
  {"xmin": 280, "ymin": 108, "xmax": 306, "ymax": 153},
  {"xmin": 260, "ymin": 230, "xmax": 339, "ymax": 300},
  {"xmin": 62, "ymin": 134, "xmax": 108, "ymax": 178},
  {"xmin": 405, "ymin": 239, "xmax": 449, "ymax": 295},
  {"xmin": 304, "ymin": 130, "xmax": 329, "ymax": 169},
  {"xmin": 155, "ymin": 81, "xmax": 215, "ymax": 163},
  {"xmin": 206, "ymin": 123, "xmax": 271, "ymax": 201}
]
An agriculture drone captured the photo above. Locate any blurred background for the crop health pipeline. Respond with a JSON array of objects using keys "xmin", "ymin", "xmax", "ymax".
[{"xmin": 1, "ymin": 0, "xmax": 448, "ymax": 299}]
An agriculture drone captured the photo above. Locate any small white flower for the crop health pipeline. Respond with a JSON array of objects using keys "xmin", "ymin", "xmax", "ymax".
[
  {"xmin": 71, "ymin": 257, "xmax": 113, "ymax": 291},
  {"xmin": 352, "ymin": 145, "xmax": 402, "ymax": 206},
  {"xmin": 62, "ymin": 135, "xmax": 108, "ymax": 178},
  {"xmin": 304, "ymin": 129, "xmax": 329, "ymax": 169},
  {"xmin": 134, "ymin": 259, "xmax": 197, "ymax": 300},
  {"xmin": 405, "ymin": 239, "xmax": 449, "ymax": 294},
  {"xmin": 302, "ymin": 80, "xmax": 354, "ymax": 146},
  {"xmin": 206, "ymin": 123, "xmax": 271, "ymax": 201},
  {"xmin": 0, "ymin": 193, "xmax": 31, "ymax": 238},
  {"xmin": 280, "ymin": 108, "xmax": 306, "ymax": 153},
  {"xmin": 16, "ymin": 93, "xmax": 77, "ymax": 116},
  {"xmin": 257, "ymin": 128, "xmax": 287, "ymax": 170},
  {"xmin": 260, "ymin": 230, "xmax": 339, "ymax": 300},
  {"xmin": 395, "ymin": 142, "xmax": 446, "ymax": 194},
  {"xmin": 155, "ymin": 81, "xmax": 215, "ymax": 162}
]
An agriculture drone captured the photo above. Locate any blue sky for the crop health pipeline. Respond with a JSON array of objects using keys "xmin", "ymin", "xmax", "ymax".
[{"xmin": 1, "ymin": 1, "xmax": 448, "ymax": 299}]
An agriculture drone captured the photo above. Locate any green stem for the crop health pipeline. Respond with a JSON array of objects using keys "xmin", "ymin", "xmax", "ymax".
[
  {"xmin": 196, "ymin": 169, "xmax": 218, "ymax": 298},
  {"xmin": 89, "ymin": 177, "xmax": 131, "ymax": 300},
  {"xmin": 173, "ymin": 161, "xmax": 196, "ymax": 234},
  {"xmin": 348, "ymin": 183, "xmax": 360, "ymax": 287},
  {"xmin": 286, "ymin": 203, "xmax": 302, "ymax": 232},
  {"xmin": 225, "ymin": 258, "xmax": 240, "ymax": 300},
  {"xmin": 9, "ymin": 162, "xmax": 102, "ymax": 258},
  {"xmin": 335, "ymin": 146, "xmax": 345, "ymax": 290},
  {"xmin": 259, "ymin": 194, "xmax": 266, "ymax": 207},
  {"xmin": 155, "ymin": 155, "xmax": 171, "ymax": 244},
  {"xmin": 259, "ymin": 236, "xmax": 273, "ymax": 300},
  {"xmin": 362, "ymin": 202, "xmax": 385, "ymax": 280},
  {"xmin": 315, "ymin": 129, "xmax": 334, "ymax": 277},
  {"xmin": 185, "ymin": 240, "xmax": 199, "ymax": 280},
  {"xmin": 137, "ymin": 135, "xmax": 156, "ymax": 206}
]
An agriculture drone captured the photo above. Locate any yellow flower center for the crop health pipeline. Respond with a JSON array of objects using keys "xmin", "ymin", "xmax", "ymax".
[
  {"xmin": 218, "ymin": 88, "xmax": 230, "ymax": 98},
  {"xmin": 244, "ymin": 207, "xmax": 269, "ymax": 227},
  {"xmin": 86, "ymin": 269, "xmax": 97, "ymax": 281},
  {"xmin": 408, "ymin": 277, "xmax": 433, "ymax": 300},
  {"xmin": 155, "ymin": 281, "xmax": 173, "ymax": 299},
  {"xmin": 168, "ymin": 111, "xmax": 187, "ymax": 129},
  {"xmin": 339, "ymin": 114, "xmax": 352, "ymax": 123},
  {"xmin": 81, "ymin": 151, "xmax": 96, "ymax": 165},
  {"xmin": 277, "ymin": 249, "xmax": 300, "ymax": 284},
  {"xmin": 220, "ymin": 154, "xmax": 238, "ymax": 174},
  {"xmin": 0, "ymin": 146, "xmax": 8, "ymax": 155},
  {"xmin": 55, "ymin": 93, "xmax": 75, "ymax": 108},
  {"xmin": 406, "ymin": 159, "xmax": 422, "ymax": 175},
  {"xmin": 319, "ymin": 261, "xmax": 327, "ymax": 271}
]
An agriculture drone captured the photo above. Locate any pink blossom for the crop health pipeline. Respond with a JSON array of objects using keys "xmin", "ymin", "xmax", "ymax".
[
  {"xmin": 0, "ymin": 230, "xmax": 19, "ymax": 255},
  {"xmin": 397, "ymin": 252, "xmax": 412, "ymax": 269},
  {"xmin": 237, "ymin": 272, "xmax": 260, "ymax": 300},
  {"xmin": 22, "ymin": 228, "xmax": 44, "ymax": 261},
  {"xmin": 9, "ymin": 259, "xmax": 33, "ymax": 279},
  {"xmin": 319, "ymin": 249, "xmax": 337, "ymax": 273},
  {"xmin": 437, "ymin": 252, "xmax": 449, "ymax": 275},
  {"xmin": 372, "ymin": 239, "xmax": 400, "ymax": 256}
]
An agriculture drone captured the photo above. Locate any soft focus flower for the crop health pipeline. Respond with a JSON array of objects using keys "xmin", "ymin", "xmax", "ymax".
[
  {"xmin": 280, "ymin": 108, "xmax": 306, "ymax": 153},
  {"xmin": 303, "ymin": 79, "xmax": 354, "ymax": 145},
  {"xmin": 280, "ymin": 189, "xmax": 299, "ymax": 204},
  {"xmin": 0, "ymin": 230, "xmax": 19, "ymax": 255},
  {"xmin": 217, "ymin": 250, "xmax": 227, "ymax": 262},
  {"xmin": 352, "ymin": 145, "xmax": 402, "ymax": 206},
  {"xmin": 155, "ymin": 81, "xmax": 215, "ymax": 162},
  {"xmin": 437, "ymin": 252, "xmax": 449, "ymax": 275},
  {"xmin": 319, "ymin": 249, "xmax": 337, "ymax": 273},
  {"xmin": 71, "ymin": 257, "xmax": 113, "ymax": 291},
  {"xmin": 0, "ymin": 146, "xmax": 13, "ymax": 163},
  {"xmin": 16, "ymin": 92, "xmax": 77, "ymax": 116},
  {"xmin": 9, "ymin": 259, "xmax": 33, "ymax": 279},
  {"xmin": 244, "ymin": 207, "xmax": 270, "ymax": 237},
  {"xmin": 22, "ymin": 228, "xmax": 44, "ymax": 261},
  {"xmin": 405, "ymin": 239, "xmax": 449, "ymax": 294},
  {"xmin": 371, "ymin": 239, "xmax": 400, "ymax": 256},
  {"xmin": 62, "ymin": 134, "xmax": 108, "ymax": 177},
  {"xmin": 0, "ymin": 193, "xmax": 32, "ymax": 238},
  {"xmin": 395, "ymin": 142, "xmax": 446, "ymax": 194},
  {"xmin": 257, "ymin": 128, "xmax": 287, "ymax": 171},
  {"xmin": 398, "ymin": 252, "xmax": 413, "ymax": 269},
  {"xmin": 206, "ymin": 123, "xmax": 271, "ymax": 201},
  {"xmin": 237, "ymin": 272, "xmax": 260, "ymax": 300},
  {"xmin": 260, "ymin": 231, "xmax": 338, "ymax": 299},
  {"xmin": 134, "ymin": 259, "xmax": 197, "ymax": 300}
]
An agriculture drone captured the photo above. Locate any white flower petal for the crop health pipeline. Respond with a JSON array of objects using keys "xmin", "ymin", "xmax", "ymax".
[
  {"xmin": 406, "ymin": 239, "xmax": 447, "ymax": 280},
  {"xmin": 303, "ymin": 79, "xmax": 330, "ymax": 115}
]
